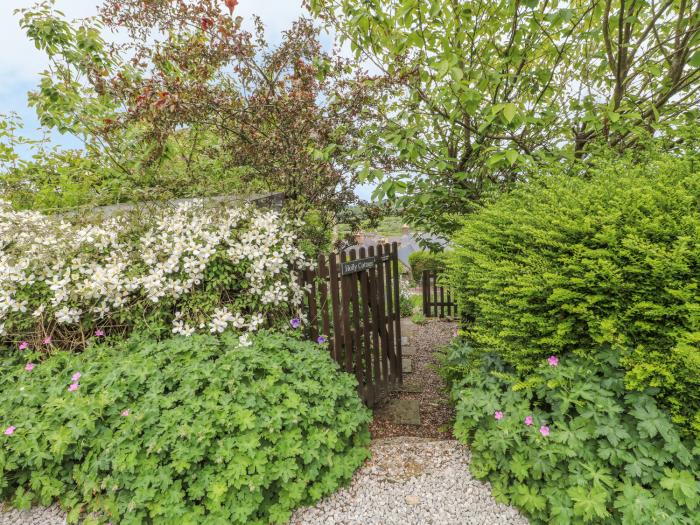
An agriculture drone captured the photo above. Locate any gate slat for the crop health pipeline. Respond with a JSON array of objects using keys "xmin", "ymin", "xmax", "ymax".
[
  {"xmin": 375, "ymin": 244, "xmax": 390, "ymax": 388},
  {"xmin": 432, "ymin": 271, "xmax": 438, "ymax": 318},
  {"xmin": 383, "ymin": 243, "xmax": 397, "ymax": 384},
  {"xmin": 339, "ymin": 250, "xmax": 354, "ymax": 375},
  {"xmin": 358, "ymin": 247, "xmax": 374, "ymax": 406},
  {"xmin": 328, "ymin": 252, "xmax": 343, "ymax": 364},
  {"xmin": 347, "ymin": 249, "xmax": 365, "ymax": 402},
  {"xmin": 367, "ymin": 246, "xmax": 382, "ymax": 397},
  {"xmin": 391, "ymin": 242, "xmax": 403, "ymax": 384}
]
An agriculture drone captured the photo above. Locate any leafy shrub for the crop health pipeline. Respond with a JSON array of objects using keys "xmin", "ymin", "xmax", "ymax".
[
  {"xmin": 408, "ymin": 250, "xmax": 446, "ymax": 284},
  {"xmin": 448, "ymin": 156, "xmax": 700, "ymax": 434},
  {"xmin": 0, "ymin": 332, "xmax": 371, "ymax": 524},
  {"xmin": 443, "ymin": 343, "xmax": 700, "ymax": 524},
  {"xmin": 0, "ymin": 200, "xmax": 309, "ymax": 351}
]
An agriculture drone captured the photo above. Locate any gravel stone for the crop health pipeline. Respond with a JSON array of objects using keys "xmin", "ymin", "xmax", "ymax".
[
  {"xmin": 289, "ymin": 437, "xmax": 529, "ymax": 525},
  {"xmin": 0, "ymin": 503, "xmax": 66, "ymax": 525}
]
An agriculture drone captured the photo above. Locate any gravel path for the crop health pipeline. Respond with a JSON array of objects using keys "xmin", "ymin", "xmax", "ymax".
[
  {"xmin": 0, "ymin": 504, "xmax": 65, "ymax": 525},
  {"xmin": 370, "ymin": 318, "xmax": 457, "ymax": 439},
  {"xmin": 290, "ymin": 437, "xmax": 528, "ymax": 525}
]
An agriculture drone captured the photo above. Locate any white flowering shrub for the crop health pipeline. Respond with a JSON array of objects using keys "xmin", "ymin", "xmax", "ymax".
[{"xmin": 0, "ymin": 200, "xmax": 309, "ymax": 351}]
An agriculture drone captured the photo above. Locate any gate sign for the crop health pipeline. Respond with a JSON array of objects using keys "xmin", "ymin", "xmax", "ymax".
[{"xmin": 341, "ymin": 256, "xmax": 376, "ymax": 275}]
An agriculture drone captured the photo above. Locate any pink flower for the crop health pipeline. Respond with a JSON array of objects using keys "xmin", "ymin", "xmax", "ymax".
[
  {"xmin": 95, "ymin": 329, "xmax": 105, "ymax": 337},
  {"xmin": 25, "ymin": 362, "xmax": 35, "ymax": 372},
  {"xmin": 42, "ymin": 336, "xmax": 52, "ymax": 345},
  {"xmin": 524, "ymin": 415, "xmax": 533, "ymax": 426},
  {"xmin": 68, "ymin": 382, "xmax": 79, "ymax": 392},
  {"xmin": 548, "ymin": 355, "xmax": 559, "ymax": 367},
  {"xmin": 494, "ymin": 411, "xmax": 504, "ymax": 420},
  {"xmin": 121, "ymin": 410, "xmax": 129, "ymax": 417},
  {"xmin": 18, "ymin": 341, "xmax": 29, "ymax": 351},
  {"xmin": 71, "ymin": 372, "xmax": 81, "ymax": 382},
  {"xmin": 539, "ymin": 425, "xmax": 550, "ymax": 437},
  {"xmin": 4, "ymin": 426, "xmax": 15, "ymax": 436}
]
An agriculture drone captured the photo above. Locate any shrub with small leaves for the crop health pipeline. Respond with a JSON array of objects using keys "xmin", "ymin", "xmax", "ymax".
[
  {"xmin": 0, "ymin": 332, "xmax": 371, "ymax": 524},
  {"xmin": 448, "ymin": 155, "xmax": 700, "ymax": 435},
  {"xmin": 442, "ymin": 343, "xmax": 700, "ymax": 525}
]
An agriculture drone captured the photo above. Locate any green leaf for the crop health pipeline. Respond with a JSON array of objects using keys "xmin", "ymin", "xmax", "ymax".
[
  {"xmin": 660, "ymin": 469, "xmax": 699, "ymax": 509},
  {"xmin": 505, "ymin": 149, "xmax": 518, "ymax": 166},
  {"xmin": 503, "ymin": 103, "xmax": 517, "ymax": 123}
]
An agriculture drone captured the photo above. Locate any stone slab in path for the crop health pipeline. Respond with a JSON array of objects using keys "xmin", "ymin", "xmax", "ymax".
[
  {"xmin": 402, "ymin": 345, "xmax": 416, "ymax": 356},
  {"xmin": 391, "ymin": 383, "xmax": 423, "ymax": 393},
  {"xmin": 377, "ymin": 398, "xmax": 421, "ymax": 426},
  {"xmin": 402, "ymin": 358, "xmax": 412, "ymax": 373}
]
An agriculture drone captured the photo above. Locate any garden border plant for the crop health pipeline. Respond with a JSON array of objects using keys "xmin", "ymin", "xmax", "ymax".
[
  {"xmin": 441, "ymin": 342, "xmax": 700, "ymax": 525},
  {"xmin": 1, "ymin": 331, "xmax": 372, "ymax": 525},
  {"xmin": 0, "ymin": 199, "xmax": 309, "ymax": 352}
]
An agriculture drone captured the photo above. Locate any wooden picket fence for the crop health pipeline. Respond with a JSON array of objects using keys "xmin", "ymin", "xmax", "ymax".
[
  {"xmin": 299, "ymin": 242, "xmax": 403, "ymax": 407},
  {"xmin": 421, "ymin": 270, "xmax": 459, "ymax": 318}
]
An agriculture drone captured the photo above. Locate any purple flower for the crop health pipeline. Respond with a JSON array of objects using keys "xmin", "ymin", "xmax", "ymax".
[
  {"xmin": 25, "ymin": 362, "xmax": 35, "ymax": 372},
  {"xmin": 4, "ymin": 426, "xmax": 16, "ymax": 436},
  {"xmin": 539, "ymin": 425, "xmax": 550, "ymax": 437},
  {"xmin": 95, "ymin": 329, "xmax": 105, "ymax": 337},
  {"xmin": 68, "ymin": 382, "xmax": 79, "ymax": 392},
  {"xmin": 494, "ymin": 411, "xmax": 504, "ymax": 421},
  {"xmin": 548, "ymin": 355, "xmax": 559, "ymax": 367},
  {"xmin": 290, "ymin": 318, "xmax": 301, "ymax": 329},
  {"xmin": 317, "ymin": 335, "xmax": 327, "ymax": 344},
  {"xmin": 524, "ymin": 415, "xmax": 533, "ymax": 426},
  {"xmin": 18, "ymin": 341, "xmax": 29, "ymax": 351}
]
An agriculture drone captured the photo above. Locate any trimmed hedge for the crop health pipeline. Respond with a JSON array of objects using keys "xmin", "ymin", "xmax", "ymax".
[
  {"xmin": 408, "ymin": 250, "xmax": 446, "ymax": 283},
  {"xmin": 0, "ymin": 333, "xmax": 371, "ymax": 524},
  {"xmin": 448, "ymin": 157, "xmax": 700, "ymax": 435}
]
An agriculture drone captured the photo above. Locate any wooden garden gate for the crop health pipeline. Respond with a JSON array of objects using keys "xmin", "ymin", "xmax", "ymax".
[
  {"xmin": 300, "ymin": 242, "xmax": 403, "ymax": 407},
  {"xmin": 422, "ymin": 270, "xmax": 459, "ymax": 318}
]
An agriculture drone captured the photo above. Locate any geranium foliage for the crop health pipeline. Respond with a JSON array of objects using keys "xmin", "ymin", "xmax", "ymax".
[
  {"xmin": 0, "ymin": 332, "xmax": 372, "ymax": 524},
  {"xmin": 442, "ymin": 343, "xmax": 700, "ymax": 524}
]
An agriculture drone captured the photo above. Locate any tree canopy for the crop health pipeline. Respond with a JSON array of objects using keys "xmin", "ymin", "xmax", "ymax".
[{"xmin": 307, "ymin": 0, "xmax": 700, "ymax": 236}]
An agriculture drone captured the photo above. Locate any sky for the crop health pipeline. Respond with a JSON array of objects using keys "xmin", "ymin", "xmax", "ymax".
[{"xmin": 0, "ymin": 0, "xmax": 375, "ymax": 200}]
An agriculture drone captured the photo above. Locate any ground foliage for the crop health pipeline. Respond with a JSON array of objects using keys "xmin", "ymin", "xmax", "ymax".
[
  {"xmin": 442, "ymin": 343, "xmax": 700, "ymax": 525},
  {"xmin": 0, "ymin": 332, "xmax": 371, "ymax": 524},
  {"xmin": 448, "ymin": 154, "xmax": 700, "ymax": 435}
]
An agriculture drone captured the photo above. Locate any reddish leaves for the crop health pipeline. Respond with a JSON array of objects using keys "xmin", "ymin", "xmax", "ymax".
[{"xmin": 224, "ymin": 0, "xmax": 238, "ymax": 15}]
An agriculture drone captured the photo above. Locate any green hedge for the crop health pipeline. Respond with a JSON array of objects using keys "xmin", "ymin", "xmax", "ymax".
[
  {"xmin": 408, "ymin": 250, "xmax": 446, "ymax": 283},
  {"xmin": 442, "ymin": 343, "xmax": 700, "ymax": 525},
  {"xmin": 0, "ymin": 333, "xmax": 371, "ymax": 524},
  {"xmin": 449, "ymin": 157, "xmax": 700, "ymax": 435}
]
